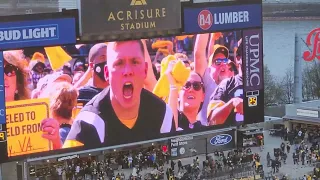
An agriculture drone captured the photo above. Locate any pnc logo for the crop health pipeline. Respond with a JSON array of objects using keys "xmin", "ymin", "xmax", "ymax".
[
  {"xmin": 130, "ymin": 0, "xmax": 147, "ymax": 6},
  {"xmin": 198, "ymin": 10, "xmax": 213, "ymax": 30},
  {"xmin": 303, "ymin": 28, "xmax": 320, "ymax": 62}
]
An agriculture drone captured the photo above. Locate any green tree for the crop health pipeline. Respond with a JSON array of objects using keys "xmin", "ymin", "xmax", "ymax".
[{"xmin": 264, "ymin": 65, "xmax": 285, "ymax": 107}]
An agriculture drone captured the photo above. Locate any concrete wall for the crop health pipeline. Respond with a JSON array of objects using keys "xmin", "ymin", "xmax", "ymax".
[
  {"xmin": 58, "ymin": 0, "xmax": 77, "ymax": 11},
  {"xmin": 285, "ymin": 100, "xmax": 320, "ymax": 116},
  {"xmin": 264, "ymin": 105, "xmax": 286, "ymax": 117},
  {"xmin": 1, "ymin": 162, "xmax": 18, "ymax": 180},
  {"xmin": 264, "ymin": 0, "xmax": 320, "ymax": 3}
]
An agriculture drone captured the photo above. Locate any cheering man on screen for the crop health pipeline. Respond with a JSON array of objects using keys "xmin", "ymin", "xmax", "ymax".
[
  {"xmin": 64, "ymin": 40, "xmax": 173, "ymax": 148},
  {"xmin": 207, "ymin": 40, "xmax": 244, "ymax": 126}
]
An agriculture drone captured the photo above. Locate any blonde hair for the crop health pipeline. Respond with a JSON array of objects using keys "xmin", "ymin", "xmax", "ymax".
[
  {"xmin": 3, "ymin": 51, "xmax": 30, "ymax": 100},
  {"xmin": 174, "ymin": 53, "xmax": 188, "ymax": 61},
  {"xmin": 49, "ymin": 82, "xmax": 78, "ymax": 119}
]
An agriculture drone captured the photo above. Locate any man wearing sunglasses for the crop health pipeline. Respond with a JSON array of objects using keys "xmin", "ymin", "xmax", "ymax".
[
  {"xmin": 194, "ymin": 33, "xmax": 235, "ymax": 125},
  {"xmin": 207, "ymin": 40, "xmax": 244, "ymax": 126},
  {"xmin": 77, "ymin": 43, "xmax": 109, "ymax": 106}
]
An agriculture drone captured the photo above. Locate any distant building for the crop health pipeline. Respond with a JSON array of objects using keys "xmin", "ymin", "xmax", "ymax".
[{"xmin": 0, "ymin": 0, "xmax": 77, "ymax": 16}]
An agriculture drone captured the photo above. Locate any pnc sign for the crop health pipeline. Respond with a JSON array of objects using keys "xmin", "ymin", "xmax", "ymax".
[
  {"xmin": 80, "ymin": 0, "xmax": 181, "ymax": 35},
  {"xmin": 303, "ymin": 28, "xmax": 320, "ymax": 62}
]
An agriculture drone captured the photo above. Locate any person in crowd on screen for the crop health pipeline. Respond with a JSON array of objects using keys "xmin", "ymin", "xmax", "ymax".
[
  {"xmin": 72, "ymin": 59, "xmax": 86, "ymax": 85},
  {"xmin": 73, "ymin": 59, "xmax": 86, "ymax": 73},
  {"xmin": 64, "ymin": 40, "xmax": 174, "ymax": 148},
  {"xmin": 153, "ymin": 60, "xmax": 161, "ymax": 76},
  {"xmin": 193, "ymin": 33, "xmax": 235, "ymax": 125},
  {"xmin": 166, "ymin": 60, "xmax": 206, "ymax": 131},
  {"xmin": 61, "ymin": 63, "xmax": 73, "ymax": 78},
  {"xmin": 34, "ymin": 72, "xmax": 74, "ymax": 149},
  {"xmin": 3, "ymin": 51, "xmax": 30, "ymax": 101},
  {"xmin": 207, "ymin": 40, "xmax": 243, "ymax": 126},
  {"xmin": 29, "ymin": 58, "xmax": 46, "ymax": 89},
  {"xmin": 40, "ymin": 82, "xmax": 78, "ymax": 148},
  {"xmin": 72, "ymin": 70, "xmax": 84, "ymax": 85},
  {"xmin": 75, "ymin": 43, "xmax": 109, "ymax": 106},
  {"xmin": 174, "ymin": 53, "xmax": 191, "ymax": 69},
  {"xmin": 31, "ymin": 71, "xmax": 73, "ymax": 99}
]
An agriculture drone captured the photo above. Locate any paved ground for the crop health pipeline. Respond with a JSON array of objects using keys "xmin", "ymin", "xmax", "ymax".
[{"xmin": 112, "ymin": 131, "xmax": 315, "ymax": 180}]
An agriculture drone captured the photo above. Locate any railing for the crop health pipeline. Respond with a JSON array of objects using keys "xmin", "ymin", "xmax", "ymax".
[
  {"xmin": 201, "ymin": 165, "xmax": 260, "ymax": 180},
  {"xmin": 263, "ymin": 0, "xmax": 320, "ymax": 3}
]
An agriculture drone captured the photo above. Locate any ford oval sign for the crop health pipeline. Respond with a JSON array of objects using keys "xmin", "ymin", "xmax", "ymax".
[{"xmin": 210, "ymin": 134, "xmax": 232, "ymax": 146}]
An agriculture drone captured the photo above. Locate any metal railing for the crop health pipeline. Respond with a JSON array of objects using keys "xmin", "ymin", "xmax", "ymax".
[{"xmin": 201, "ymin": 165, "xmax": 259, "ymax": 180}]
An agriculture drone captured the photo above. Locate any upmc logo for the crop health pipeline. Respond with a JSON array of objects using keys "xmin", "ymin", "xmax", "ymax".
[{"xmin": 198, "ymin": 10, "xmax": 213, "ymax": 30}]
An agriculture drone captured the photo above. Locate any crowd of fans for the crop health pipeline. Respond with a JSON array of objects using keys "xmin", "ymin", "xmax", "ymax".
[
  {"xmin": 32, "ymin": 145, "xmax": 169, "ymax": 180},
  {"xmin": 29, "ymin": 125, "xmax": 320, "ymax": 180},
  {"xmin": 31, "ymin": 145, "xmax": 264, "ymax": 180},
  {"xmin": 265, "ymin": 126, "xmax": 320, "ymax": 180}
]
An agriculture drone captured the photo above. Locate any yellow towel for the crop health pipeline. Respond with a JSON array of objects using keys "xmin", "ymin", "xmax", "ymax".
[
  {"xmin": 44, "ymin": 46, "xmax": 72, "ymax": 71},
  {"xmin": 31, "ymin": 52, "xmax": 45, "ymax": 63},
  {"xmin": 153, "ymin": 56, "xmax": 190, "ymax": 103},
  {"xmin": 152, "ymin": 40, "xmax": 173, "ymax": 56},
  {"xmin": 62, "ymin": 140, "xmax": 84, "ymax": 149},
  {"xmin": 175, "ymin": 35, "xmax": 194, "ymax": 41}
]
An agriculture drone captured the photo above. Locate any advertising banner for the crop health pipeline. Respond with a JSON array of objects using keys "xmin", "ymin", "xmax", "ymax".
[
  {"xmin": 243, "ymin": 29, "xmax": 264, "ymax": 124},
  {"xmin": 57, "ymin": 154, "xmax": 79, "ymax": 162},
  {"xmin": 243, "ymin": 29, "xmax": 263, "ymax": 92},
  {"xmin": 6, "ymin": 98, "xmax": 51, "ymax": 157},
  {"xmin": 80, "ymin": 0, "xmax": 181, "ymax": 35},
  {"xmin": 206, "ymin": 130, "xmax": 235, "ymax": 153},
  {"xmin": 170, "ymin": 136, "xmax": 206, "ymax": 158},
  {"xmin": 0, "ymin": 52, "xmax": 4, "ymax": 124},
  {"xmin": 303, "ymin": 27, "xmax": 320, "ymax": 62},
  {"xmin": 183, "ymin": 4, "xmax": 262, "ymax": 34},
  {"xmin": 0, "ymin": 18, "xmax": 76, "ymax": 50},
  {"xmin": 170, "ymin": 130, "xmax": 235, "ymax": 159}
]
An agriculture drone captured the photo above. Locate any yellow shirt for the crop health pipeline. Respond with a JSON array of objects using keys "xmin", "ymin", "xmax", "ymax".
[{"xmin": 119, "ymin": 116, "xmax": 138, "ymax": 129}]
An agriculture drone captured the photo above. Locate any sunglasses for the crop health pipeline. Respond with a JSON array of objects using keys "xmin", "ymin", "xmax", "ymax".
[
  {"xmin": 4, "ymin": 64, "xmax": 18, "ymax": 77},
  {"xmin": 183, "ymin": 81, "xmax": 203, "ymax": 91},
  {"xmin": 213, "ymin": 58, "xmax": 228, "ymax": 66}
]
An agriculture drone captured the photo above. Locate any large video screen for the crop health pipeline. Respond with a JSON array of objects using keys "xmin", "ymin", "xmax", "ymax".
[{"xmin": 0, "ymin": 29, "xmax": 263, "ymax": 161}]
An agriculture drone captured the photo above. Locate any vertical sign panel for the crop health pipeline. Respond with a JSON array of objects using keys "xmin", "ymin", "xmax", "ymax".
[
  {"xmin": 0, "ymin": 52, "xmax": 5, "ymax": 125},
  {"xmin": 243, "ymin": 29, "xmax": 264, "ymax": 124},
  {"xmin": 0, "ymin": 51, "xmax": 8, "ymax": 163}
]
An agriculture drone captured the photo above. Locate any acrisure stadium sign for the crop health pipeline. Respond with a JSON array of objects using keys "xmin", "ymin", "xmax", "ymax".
[{"xmin": 79, "ymin": 0, "xmax": 181, "ymax": 35}]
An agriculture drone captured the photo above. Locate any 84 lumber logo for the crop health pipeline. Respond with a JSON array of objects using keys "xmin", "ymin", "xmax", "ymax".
[{"xmin": 246, "ymin": 90, "xmax": 259, "ymax": 107}]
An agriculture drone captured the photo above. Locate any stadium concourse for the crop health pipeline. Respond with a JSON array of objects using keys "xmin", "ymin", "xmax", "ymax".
[
  {"xmin": 36, "ymin": 125, "xmax": 314, "ymax": 180},
  {"xmin": 107, "ymin": 131, "xmax": 315, "ymax": 180}
]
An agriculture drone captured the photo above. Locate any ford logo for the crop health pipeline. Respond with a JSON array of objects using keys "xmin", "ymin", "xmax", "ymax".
[{"xmin": 210, "ymin": 134, "xmax": 232, "ymax": 146}]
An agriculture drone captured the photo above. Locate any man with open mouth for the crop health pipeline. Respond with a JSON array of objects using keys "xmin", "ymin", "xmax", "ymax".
[{"xmin": 64, "ymin": 40, "xmax": 174, "ymax": 148}]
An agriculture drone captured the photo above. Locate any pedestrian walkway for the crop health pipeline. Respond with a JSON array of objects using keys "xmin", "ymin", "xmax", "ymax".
[{"xmin": 113, "ymin": 131, "xmax": 315, "ymax": 179}]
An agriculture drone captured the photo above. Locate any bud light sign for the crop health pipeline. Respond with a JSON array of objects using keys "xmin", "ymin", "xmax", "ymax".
[
  {"xmin": 210, "ymin": 134, "xmax": 232, "ymax": 146},
  {"xmin": 0, "ymin": 18, "xmax": 76, "ymax": 50}
]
